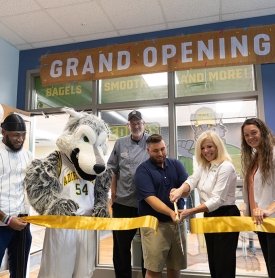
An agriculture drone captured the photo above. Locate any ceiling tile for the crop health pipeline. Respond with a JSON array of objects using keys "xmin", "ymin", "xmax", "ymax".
[
  {"xmin": 223, "ymin": 8, "xmax": 275, "ymax": 22},
  {"xmin": 0, "ymin": 0, "xmax": 274, "ymax": 50},
  {"xmin": 31, "ymin": 38, "xmax": 75, "ymax": 49},
  {"xmin": 0, "ymin": 0, "xmax": 40, "ymax": 16},
  {"xmin": 15, "ymin": 43, "xmax": 34, "ymax": 50},
  {"xmin": 160, "ymin": 0, "xmax": 220, "ymax": 22},
  {"xmin": 0, "ymin": 22, "xmax": 27, "ymax": 45},
  {"xmin": 72, "ymin": 31, "xmax": 119, "ymax": 43},
  {"xmin": 1, "ymin": 11, "xmax": 69, "ymax": 43},
  {"xmin": 100, "ymin": 0, "xmax": 164, "ymax": 29},
  {"xmin": 119, "ymin": 24, "xmax": 167, "ymax": 36},
  {"xmin": 35, "ymin": 0, "xmax": 91, "ymax": 9},
  {"xmin": 47, "ymin": 1, "xmax": 114, "ymax": 36},
  {"xmin": 222, "ymin": 0, "xmax": 275, "ymax": 13},
  {"xmin": 167, "ymin": 16, "xmax": 220, "ymax": 30}
]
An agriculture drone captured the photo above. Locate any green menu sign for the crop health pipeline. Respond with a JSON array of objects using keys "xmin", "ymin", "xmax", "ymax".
[{"xmin": 33, "ymin": 77, "xmax": 93, "ymax": 109}]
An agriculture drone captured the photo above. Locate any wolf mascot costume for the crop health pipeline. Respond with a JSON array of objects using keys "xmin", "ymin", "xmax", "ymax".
[{"xmin": 25, "ymin": 108, "xmax": 112, "ymax": 278}]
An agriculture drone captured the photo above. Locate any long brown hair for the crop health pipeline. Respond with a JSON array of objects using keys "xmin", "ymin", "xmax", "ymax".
[{"xmin": 241, "ymin": 118, "xmax": 274, "ymax": 184}]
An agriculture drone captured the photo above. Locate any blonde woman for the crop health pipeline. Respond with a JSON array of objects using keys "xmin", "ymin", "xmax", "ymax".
[
  {"xmin": 170, "ymin": 130, "xmax": 240, "ymax": 278},
  {"xmin": 241, "ymin": 118, "xmax": 275, "ymax": 278}
]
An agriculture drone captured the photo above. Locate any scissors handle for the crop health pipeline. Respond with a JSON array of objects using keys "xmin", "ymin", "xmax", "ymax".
[{"xmin": 174, "ymin": 202, "xmax": 179, "ymax": 221}]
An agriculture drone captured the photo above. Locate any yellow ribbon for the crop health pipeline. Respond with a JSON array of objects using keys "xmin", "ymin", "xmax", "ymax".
[
  {"xmin": 191, "ymin": 216, "xmax": 275, "ymax": 234},
  {"xmin": 21, "ymin": 215, "xmax": 275, "ymax": 233},
  {"xmin": 21, "ymin": 215, "xmax": 158, "ymax": 231}
]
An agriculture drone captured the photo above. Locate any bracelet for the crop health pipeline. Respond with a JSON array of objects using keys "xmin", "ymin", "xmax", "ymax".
[
  {"xmin": 1, "ymin": 214, "xmax": 8, "ymax": 224},
  {"xmin": 7, "ymin": 216, "xmax": 13, "ymax": 225},
  {"xmin": 1, "ymin": 214, "xmax": 11, "ymax": 225}
]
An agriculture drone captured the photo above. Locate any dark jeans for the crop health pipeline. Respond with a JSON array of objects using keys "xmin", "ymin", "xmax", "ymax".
[
  {"xmin": 0, "ymin": 224, "xmax": 32, "ymax": 278},
  {"xmin": 204, "ymin": 205, "xmax": 240, "ymax": 278},
  {"xmin": 258, "ymin": 231, "xmax": 275, "ymax": 278},
  {"xmin": 112, "ymin": 202, "xmax": 146, "ymax": 278}
]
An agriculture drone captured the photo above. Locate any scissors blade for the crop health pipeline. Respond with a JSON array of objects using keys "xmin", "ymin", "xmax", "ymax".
[
  {"xmin": 174, "ymin": 202, "xmax": 184, "ymax": 255},
  {"xmin": 177, "ymin": 222, "xmax": 185, "ymax": 255}
]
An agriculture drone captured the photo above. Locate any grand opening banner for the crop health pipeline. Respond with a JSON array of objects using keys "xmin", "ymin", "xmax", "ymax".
[{"xmin": 40, "ymin": 24, "xmax": 275, "ymax": 85}]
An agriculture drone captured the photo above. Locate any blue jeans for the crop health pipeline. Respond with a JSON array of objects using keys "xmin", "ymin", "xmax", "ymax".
[{"xmin": 0, "ymin": 224, "xmax": 32, "ymax": 278}]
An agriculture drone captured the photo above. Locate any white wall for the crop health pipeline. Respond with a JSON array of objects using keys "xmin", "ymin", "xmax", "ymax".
[{"xmin": 0, "ymin": 38, "xmax": 19, "ymax": 107}]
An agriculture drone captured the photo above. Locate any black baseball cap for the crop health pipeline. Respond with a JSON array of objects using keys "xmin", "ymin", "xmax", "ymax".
[
  {"xmin": 1, "ymin": 113, "xmax": 26, "ymax": 132},
  {"xmin": 128, "ymin": 110, "xmax": 143, "ymax": 121}
]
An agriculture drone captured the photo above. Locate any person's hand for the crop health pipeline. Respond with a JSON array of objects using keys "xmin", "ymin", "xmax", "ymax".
[
  {"xmin": 8, "ymin": 217, "xmax": 28, "ymax": 231},
  {"xmin": 170, "ymin": 210, "xmax": 180, "ymax": 223},
  {"xmin": 253, "ymin": 207, "xmax": 270, "ymax": 225},
  {"xmin": 170, "ymin": 187, "xmax": 184, "ymax": 203},
  {"xmin": 179, "ymin": 209, "xmax": 191, "ymax": 221},
  {"xmin": 172, "ymin": 202, "xmax": 180, "ymax": 223},
  {"xmin": 253, "ymin": 207, "xmax": 265, "ymax": 225}
]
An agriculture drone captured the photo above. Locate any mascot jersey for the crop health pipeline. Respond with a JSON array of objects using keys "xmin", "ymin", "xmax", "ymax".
[
  {"xmin": 38, "ymin": 153, "xmax": 96, "ymax": 278},
  {"xmin": 59, "ymin": 153, "xmax": 94, "ymax": 215}
]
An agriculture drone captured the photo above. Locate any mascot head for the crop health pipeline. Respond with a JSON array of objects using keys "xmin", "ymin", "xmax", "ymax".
[{"xmin": 56, "ymin": 108, "xmax": 110, "ymax": 181}]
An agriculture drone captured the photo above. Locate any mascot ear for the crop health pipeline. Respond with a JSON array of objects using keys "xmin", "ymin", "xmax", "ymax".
[
  {"xmin": 61, "ymin": 107, "xmax": 84, "ymax": 119},
  {"xmin": 96, "ymin": 131, "xmax": 108, "ymax": 155},
  {"xmin": 101, "ymin": 142, "xmax": 108, "ymax": 156},
  {"xmin": 96, "ymin": 131, "xmax": 107, "ymax": 145}
]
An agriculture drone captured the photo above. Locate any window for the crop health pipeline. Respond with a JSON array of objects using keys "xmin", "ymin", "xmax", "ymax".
[
  {"xmin": 175, "ymin": 65, "xmax": 255, "ymax": 97},
  {"xmin": 99, "ymin": 73, "xmax": 168, "ymax": 104},
  {"xmin": 30, "ymin": 76, "xmax": 93, "ymax": 109}
]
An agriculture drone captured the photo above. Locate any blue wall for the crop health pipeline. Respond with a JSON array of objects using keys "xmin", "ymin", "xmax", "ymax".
[
  {"xmin": 18, "ymin": 14, "xmax": 275, "ymax": 130},
  {"xmin": 261, "ymin": 63, "xmax": 275, "ymax": 130},
  {"xmin": 0, "ymin": 38, "xmax": 19, "ymax": 107}
]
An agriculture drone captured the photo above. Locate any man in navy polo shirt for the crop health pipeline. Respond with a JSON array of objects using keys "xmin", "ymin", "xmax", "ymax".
[{"xmin": 135, "ymin": 134, "xmax": 188, "ymax": 278}]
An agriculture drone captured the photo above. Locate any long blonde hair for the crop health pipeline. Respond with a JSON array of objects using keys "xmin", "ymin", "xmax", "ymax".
[{"xmin": 195, "ymin": 131, "xmax": 231, "ymax": 168}]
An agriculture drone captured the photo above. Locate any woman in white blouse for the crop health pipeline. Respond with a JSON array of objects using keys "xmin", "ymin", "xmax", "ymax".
[{"xmin": 170, "ymin": 130, "xmax": 240, "ymax": 278}]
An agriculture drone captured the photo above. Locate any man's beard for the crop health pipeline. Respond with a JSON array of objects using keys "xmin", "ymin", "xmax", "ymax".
[
  {"xmin": 132, "ymin": 130, "xmax": 143, "ymax": 138},
  {"xmin": 151, "ymin": 155, "xmax": 165, "ymax": 167},
  {"xmin": 5, "ymin": 136, "xmax": 23, "ymax": 152}
]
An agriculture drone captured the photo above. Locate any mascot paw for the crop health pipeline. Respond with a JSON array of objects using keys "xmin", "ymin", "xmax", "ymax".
[
  {"xmin": 46, "ymin": 199, "xmax": 79, "ymax": 215},
  {"xmin": 91, "ymin": 205, "xmax": 109, "ymax": 218}
]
